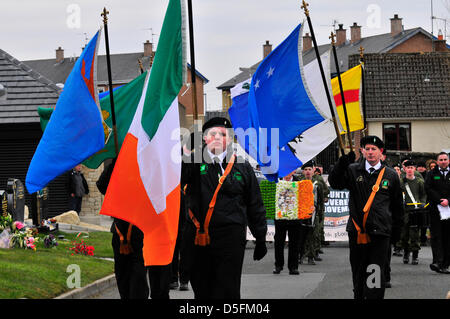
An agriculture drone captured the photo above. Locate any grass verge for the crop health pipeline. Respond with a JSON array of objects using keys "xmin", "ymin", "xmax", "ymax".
[{"xmin": 0, "ymin": 230, "xmax": 114, "ymax": 299}]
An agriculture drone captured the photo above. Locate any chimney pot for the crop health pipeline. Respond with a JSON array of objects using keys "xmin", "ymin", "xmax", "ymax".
[
  {"xmin": 303, "ymin": 33, "xmax": 312, "ymax": 52},
  {"xmin": 390, "ymin": 14, "xmax": 403, "ymax": 37},
  {"xmin": 56, "ymin": 47, "xmax": 64, "ymax": 63},
  {"xmin": 336, "ymin": 24, "xmax": 347, "ymax": 46},
  {"xmin": 350, "ymin": 22, "xmax": 361, "ymax": 44},
  {"xmin": 144, "ymin": 40, "xmax": 153, "ymax": 57},
  {"xmin": 263, "ymin": 40, "xmax": 272, "ymax": 58}
]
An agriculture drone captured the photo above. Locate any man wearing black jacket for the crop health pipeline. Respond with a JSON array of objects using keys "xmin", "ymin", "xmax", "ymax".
[
  {"xmin": 425, "ymin": 152, "xmax": 450, "ymax": 274},
  {"xmin": 181, "ymin": 117, "xmax": 267, "ymax": 299},
  {"xmin": 329, "ymin": 136, "xmax": 404, "ymax": 299},
  {"xmin": 68, "ymin": 164, "xmax": 89, "ymax": 215}
]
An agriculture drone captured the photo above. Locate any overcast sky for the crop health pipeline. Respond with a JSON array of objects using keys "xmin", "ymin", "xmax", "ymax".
[{"xmin": 1, "ymin": 0, "xmax": 448, "ymax": 111}]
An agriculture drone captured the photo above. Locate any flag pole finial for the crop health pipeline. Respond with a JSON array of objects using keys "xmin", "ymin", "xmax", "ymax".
[
  {"xmin": 359, "ymin": 46, "xmax": 365, "ymax": 62},
  {"xmin": 101, "ymin": 8, "xmax": 109, "ymax": 24},
  {"xmin": 301, "ymin": 0, "xmax": 309, "ymax": 17},
  {"xmin": 329, "ymin": 32, "xmax": 336, "ymax": 45}
]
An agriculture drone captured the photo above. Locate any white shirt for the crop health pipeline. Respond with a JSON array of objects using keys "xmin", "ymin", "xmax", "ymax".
[
  {"xmin": 365, "ymin": 160, "xmax": 382, "ymax": 174},
  {"xmin": 207, "ymin": 149, "xmax": 227, "ymax": 174}
]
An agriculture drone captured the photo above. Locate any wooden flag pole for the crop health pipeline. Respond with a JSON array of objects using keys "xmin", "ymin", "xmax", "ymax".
[
  {"xmin": 359, "ymin": 46, "xmax": 368, "ymax": 137},
  {"xmin": 301, "ymin": 0, "xmax": 345, "ymax": 156},
  {"xmin": 101, "ymin": 8, "xmax": 119, "ymax": 157},
  {"xmin": 330, "ymin": 32, "xmax": 353, "ymax": 152}
]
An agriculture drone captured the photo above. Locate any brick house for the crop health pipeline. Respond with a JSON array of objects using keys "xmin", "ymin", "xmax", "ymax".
[{"xmin": 217, "ymin": 14, "xmax": 449, "ymax": 171}]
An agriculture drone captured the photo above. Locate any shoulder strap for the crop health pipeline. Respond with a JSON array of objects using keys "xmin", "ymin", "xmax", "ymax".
[
  {"xmin": 353, "ymin": 167, "xmax": 386, "ymax": 244},
  {"xmin": 404, "ymin": 182, "xmax": 418, "ymax": 208},
  {"xmin": 189, "ymin": 154, "xmax": 236, "ymax": 246}
]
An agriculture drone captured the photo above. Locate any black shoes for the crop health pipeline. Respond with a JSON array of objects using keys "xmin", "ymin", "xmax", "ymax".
[
  {"xmin": 273, "ymin": 266, "xmax": 282, "ymax": 274},
  {"xmin": 411, "ymin": 251, "xmax": 419, "ymax": 265},
  {"xmin": 307, "ymin": 257, "xmax": 316, "ymax": 265},
  {"xmin": 403, "ymin": 252, "xmax": 410, "ymax": 264},
  {"xmin": 179, "ymin": 282, "xmax": 189, "ymax": 291},
  {"xmin": 289, "ymin": 269, "xmax": 300, "ymax": 275},
  {"xmin": 169, "ymin": 281, "xmax": 179, "ymax": 290},
  {"xmin": 430, "ymin": 263, "xmax": 450, "ymax": 274},
  {"xmin": 393, "ymin": 248, "xmax": 403, "ymax": 257}
]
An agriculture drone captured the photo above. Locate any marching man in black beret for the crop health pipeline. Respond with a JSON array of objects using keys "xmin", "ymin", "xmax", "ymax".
[
  {"xmin": 181, "ymin": 117, "xmax": 267, "ymax": 299},
  {"xmin": 329, "ymin": 135, "xmax": 404, "ymax": 299}
]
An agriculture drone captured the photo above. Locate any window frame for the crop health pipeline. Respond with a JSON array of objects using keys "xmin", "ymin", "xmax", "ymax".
[{"xmin": 382, "ymin": 122, "xmax": 411, "ymax": 151}]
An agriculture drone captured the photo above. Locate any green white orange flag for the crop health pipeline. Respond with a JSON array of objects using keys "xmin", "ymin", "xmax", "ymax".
[
  {"xmin": 331, "ymin": 64, "xmax": 364, "ymax": 133},
  {"xmin": 100, "ymin": 0, "xmax": 186, "ymax": 266}
]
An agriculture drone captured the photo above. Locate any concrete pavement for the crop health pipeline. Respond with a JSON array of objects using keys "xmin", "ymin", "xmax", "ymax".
[{"xmin": 89, "ymin": 241, "xmax": 449, "ymax": 299}]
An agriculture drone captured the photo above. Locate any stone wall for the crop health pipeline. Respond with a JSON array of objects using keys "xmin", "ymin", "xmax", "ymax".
[{"xmin": 80, "ymin": 164, "xmax": 104, "ymax": 217}]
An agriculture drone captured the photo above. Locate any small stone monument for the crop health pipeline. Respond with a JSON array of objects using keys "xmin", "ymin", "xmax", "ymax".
[{"xmin": 6, "ymin": 178, "xmax": 25, "ymax": 222}]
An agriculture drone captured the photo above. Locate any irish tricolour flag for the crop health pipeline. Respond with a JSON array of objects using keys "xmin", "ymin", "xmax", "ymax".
[{"xmin": 100, "ymin": 0, "xmax": 186, "ymax": 266}]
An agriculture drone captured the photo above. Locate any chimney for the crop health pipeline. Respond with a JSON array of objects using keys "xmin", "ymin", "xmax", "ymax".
[
  {"xmin": 263, "ymin": 40, "xmax": 272, "ymax": 58},
  {"xmin": 56, "ymin": 47, "xmax": 64, "ymax": 63},
  {"xmin": 350, "ymin": 22, "xmax": 361, "ymax": 44},
  {"xmin": 303, "ymin": 33, "xmax": 312, "ymax": 51},
  {"xmin": 390, "ymin": 14, "xmax": 403, "ymax": 37},
  {"xmin": 336, "ymin": 24, "xmax": 347, "ymax": 46},
  {"xmin": 143, "ymin": 40, "xmax": 153, "ymax": 57},
  {"xmin": 438, "ymin": 29, "xmax": 444, "ymax": 41}
]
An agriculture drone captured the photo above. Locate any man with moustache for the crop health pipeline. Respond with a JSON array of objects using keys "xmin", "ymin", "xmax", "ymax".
[{"xmin": 329, "ymin": 136, "xmax": 404, "ymax": 299}]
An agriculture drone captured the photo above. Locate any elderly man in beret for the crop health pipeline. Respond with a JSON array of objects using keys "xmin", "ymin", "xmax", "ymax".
[
  {"xmin": 329, "ymin": 135, "xmax": 404, "ymax": 299},
  {"xmin": 181, "ymin": 117, "xmax": 267, "ymax": 299}
]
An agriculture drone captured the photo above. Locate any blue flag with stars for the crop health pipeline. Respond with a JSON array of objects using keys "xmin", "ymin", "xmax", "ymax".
[{"xmin": 245, "ymin": 22, "xmax": 326, "ymax": 180}]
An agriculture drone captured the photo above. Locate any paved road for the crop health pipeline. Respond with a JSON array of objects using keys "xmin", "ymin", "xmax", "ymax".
[{"xmin": 94, "ymin": 241, "xmax": 449, "ymax": 299}]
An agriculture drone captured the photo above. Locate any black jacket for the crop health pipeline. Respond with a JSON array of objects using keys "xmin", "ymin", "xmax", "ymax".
[
  {"xmin": 329, "ymin": 159, "xmax": 404, "ymax": 238},
  {"xmin": 425, "ymin": 166, "xmax": 450, "ymax": 209},
  {"xmin": 68, "ymin": 170, "xmax": 89, "ymax": 196},
  {"xmin": 181, "ymin": 148, "xmax": 267, "ymax": 242}
]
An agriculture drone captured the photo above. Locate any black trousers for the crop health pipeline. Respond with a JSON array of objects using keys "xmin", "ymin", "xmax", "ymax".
[
  {"xmin": 430, "ymin": 209, "xmax": 450, "ymax": 268},
  {"xmin": 112, "ymin": 228, "xmax": 149, "ymax": 299},
  {"xmin": 298, "ymin": 224, "xmax": 312, "ymax": 259},
  {"xmin": 68, "ymin": 196, "xmax": 82, "ymax": 214},
  {"xmin": 187, "ymin": 224, "xmax": 246, "ymax": 299},
  {"xmin": 148, "ymin": 265, "xmax": 171, "ymax": 299},
  {"xmin": 274, "ymin": 220, "xmax": 301, "ymax": 271},
  {"xmin": 179, "ymin": 224, "xmax": 195, "ymax": 284},
  {"xmin": 349, "ymin": 233, "xmax": 390, "ymax": 300}
]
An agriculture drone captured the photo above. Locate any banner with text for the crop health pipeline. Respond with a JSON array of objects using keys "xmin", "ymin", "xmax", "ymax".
[{"xmin": 324, "ymin": 188, "xmax": 350, "ymax": 241}]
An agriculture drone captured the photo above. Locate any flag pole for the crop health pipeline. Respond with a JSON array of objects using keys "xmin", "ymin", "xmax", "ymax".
[
  {"xmin": 301, "ymin": 1, "xmax": 345, "ymax": 156},
  {"xmin": 187, "ymin": 0, "xmax": 199, "ymax": 122},
  {"xmin": 330, "ymin": 32, "xmax": 353, "ymax": 153},
  {"xmin": 101, "ymin": 8, "xmax": 119, "ymax": 157},
  {"xmin": 359, "ymin": 46, "xmax": 368, "ymax": 137}
]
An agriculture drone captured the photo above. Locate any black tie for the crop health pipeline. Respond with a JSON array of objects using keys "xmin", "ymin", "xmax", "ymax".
[
  {"xmin": 213, "ymin": 157, "xmax": 222, "ymax": 176},
  {"xmin": 441, "ymin": 169, "xmax": 448, "ymax": 176},
  {"xmin": 369, "ymin": 167, "xmax": 375, "ymax": 175}
]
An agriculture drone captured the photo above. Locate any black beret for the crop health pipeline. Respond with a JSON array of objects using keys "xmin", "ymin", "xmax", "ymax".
[
  {"xmin": 417, "ymin": 161, "xmax": 426, "ymax": 168},
  {"xmin": 202, "ymin": 117, "xmax": 232, "ymax": 132},
  {"xmin": 302, "ymin": 160, "xmax": 315, "ymax": 169},
  {"xmin": 403, "ymin": 160, "xmax": 416, "ymax": 167},
  {"xmin": 360, "ymin": 135, "xmax": 384, "ymax": 149}
]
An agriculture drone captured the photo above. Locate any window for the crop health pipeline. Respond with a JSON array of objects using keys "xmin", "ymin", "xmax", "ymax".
[{"xmin": 383, "ymin": 123, "xmax": 411, "ymax": 151}]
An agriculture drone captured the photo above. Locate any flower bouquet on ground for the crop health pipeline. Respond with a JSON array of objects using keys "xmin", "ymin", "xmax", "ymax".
[
  {"xmin": 0, "ymin": 213, "xmax": 37, "ymax": 250},
  {"xmin": 43, "ymin": 234, "xmax": 58, "ymax": 248},
  {"xmin": 69, "ymin": 233, "xmax": 94, "ymax": 256}
]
